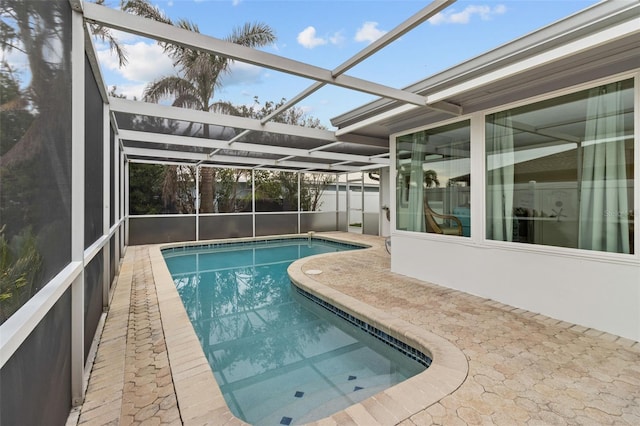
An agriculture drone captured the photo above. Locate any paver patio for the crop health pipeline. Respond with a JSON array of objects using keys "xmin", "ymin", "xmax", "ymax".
[{"xmin": 72, "ymin": 232, "xmax": 640, "ymax": 425}]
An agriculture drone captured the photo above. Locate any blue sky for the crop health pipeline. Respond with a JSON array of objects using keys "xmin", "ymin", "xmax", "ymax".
[{"xmin": 95, "ymin": 0, "xmax": 601, "ymax": 128}]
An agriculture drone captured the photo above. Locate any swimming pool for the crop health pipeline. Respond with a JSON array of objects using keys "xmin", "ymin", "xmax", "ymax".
[{"xmin": 163, "ymin": 238, "xmax": 427, "ymax": 425}]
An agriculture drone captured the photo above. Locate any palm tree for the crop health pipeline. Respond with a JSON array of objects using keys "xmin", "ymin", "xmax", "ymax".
[
  {"xmin": 90, "ymin": 0, "xmax": 128, "ymax": 66},
  {"xmin": 123, "ymin": 0, "xmax": 276, "ymax": 213},
  {"xmin": 424, "ymin": 169, "xmax": 440, "ymax": 188}
]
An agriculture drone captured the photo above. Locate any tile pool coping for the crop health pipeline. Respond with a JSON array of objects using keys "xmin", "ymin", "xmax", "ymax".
[{"xmin": 149, "ymin": 234, "xmax": 468, "ymax": 425}]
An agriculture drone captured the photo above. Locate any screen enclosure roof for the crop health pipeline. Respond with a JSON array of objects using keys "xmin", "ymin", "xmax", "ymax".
[{"xmin": 79, "ymin": 0, "xmax": 640, "ymax": 174}]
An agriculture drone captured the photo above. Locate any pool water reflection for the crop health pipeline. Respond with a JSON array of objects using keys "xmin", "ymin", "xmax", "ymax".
[{"xmin": 163, "ymin": 239, "xmax": 426, "ymax": 425}]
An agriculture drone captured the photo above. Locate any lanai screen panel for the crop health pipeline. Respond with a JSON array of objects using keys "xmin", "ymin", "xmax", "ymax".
[{"xmin": 85, "ymin": 53, "xmax": 104, "ymax": 248}]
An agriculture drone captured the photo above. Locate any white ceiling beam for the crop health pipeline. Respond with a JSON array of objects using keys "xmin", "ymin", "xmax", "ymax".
[
  {"xmin": 123, "ymin": 147, "xmax": 361, "ymax": 171},
  {"xmin": 360, "ymin": 163, "xmax": 389, "ymax": 171},
  {"xmin": 85, "ymin": 2, "xmax": 429, "ymax": 106},
  {"xmin": 309, "ymin": 141, "xmax": 343, "ymax": 153},
  {"xmin": 109, "ymin": 97, "xmax": 337, "ymax": 141},
  {"xmin": 118, "ymin": 130, "xmax": 389, "ymax": 165},
  {"xmin": 255, "ymin": 0, "xmax": 456, "ymax": 124},
  {"xmin": 335, "ymin": 104, "xmax": 419, "ymax": 136},
  {"xmin": 332, "ymin": 0, "xmax": 455, "ymax": 77}
]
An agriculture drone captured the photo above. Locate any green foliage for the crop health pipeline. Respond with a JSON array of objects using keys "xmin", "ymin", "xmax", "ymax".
[
  {"xmin": 226, "ymin": 97, "xmax": 326, "ymax": 129},
  {"xmin": 0, "ymin": 226, "xmax": 43, "ymax": 324},
  {"xmin": 251, "ymin": 170, "xmax": 334, "ymax": 212},
  {"xmin": 129, "ymin": 163, "xmax": 166, "ymax": 214},
  {"xmin": 162, "ymin": 165, "xmax": 196, "ymax": 214},
  {"xmin": 214, "ymin": 168, "xmax": 250, "ymax": 212},
  {"xmin": 301, "ymin": 173, "xmax": 334, "ymax": 211}
]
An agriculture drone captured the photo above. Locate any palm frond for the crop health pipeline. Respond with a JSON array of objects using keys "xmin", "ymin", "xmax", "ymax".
[
  {"xmin": 176, "ymin": 19, "xmax": 200, "ymax": 33},
  {"xmin": 143, "ymin": 76, "xmax": 196, "ymax": 104},
  {"xmin": 173, "ymin": 93, "xmax": 202, "ymax": 110},
  {"xmin": 226, "ymin": 22, "xmax": 276, "ymax": 48},
  {"xmin": 121, "ymin": 0, "xmax": 172, "ymax": 25},
  {"xmin": 210, "ymin": 101, "xmax": 241, "ymax": 116},
  {"xmin": 89, "ymin": 23, "xmax": 128, "ymax": 67},
  {"xmin": 183, "ymin": 54, "xmax": 225, "ymax": 86}
]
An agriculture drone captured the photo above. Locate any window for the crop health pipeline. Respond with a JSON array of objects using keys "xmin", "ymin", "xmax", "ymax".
[
  {"xmin": 486, "ymin": 78, "xmax": 634, "ymax": 254},
  {"xmin": 396, "ymin": 120, "xmax": 471, "ymax": 236}
]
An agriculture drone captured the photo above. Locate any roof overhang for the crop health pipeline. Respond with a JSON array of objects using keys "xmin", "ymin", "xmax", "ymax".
[{"xmin": 332, "ymin": 0, "xmax": 640, "ymax": 140}]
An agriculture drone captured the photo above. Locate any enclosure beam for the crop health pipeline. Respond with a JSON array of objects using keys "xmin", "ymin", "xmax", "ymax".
[
  {"xmin": 109, "ymin": 97, "xmax": 337, "ymax": 142},
  {"xmin": 118, "ymin": 130, "xmax": 388, "ymax": 165},
  {"xmin": 123, "ymin": 147, "xmax": 364, "ymax": 172},
  {"xmin": 84, "ymin": 3, "xmax": 429, "ymax": 106}
]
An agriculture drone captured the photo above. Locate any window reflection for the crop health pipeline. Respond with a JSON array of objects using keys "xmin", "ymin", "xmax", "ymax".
[
  {"xmin": 396, "ymin": 120, "xmax": 471, "ymax": 236},
  {"xmin": 486, "ymin": 78, "xmax": 634, "ymax": 254}
]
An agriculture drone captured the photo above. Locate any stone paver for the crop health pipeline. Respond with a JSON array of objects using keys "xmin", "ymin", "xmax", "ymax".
[
  {"xmin": 297, "ymin": 233, "xmax": 640, "ymax": 425},
  {"xmin": 73, "ymin": 233, "xmax": 640, "ymax": 425},
  {"xmin": 77, "ymin": 247, "xmax": 181, "ymax": 426}
]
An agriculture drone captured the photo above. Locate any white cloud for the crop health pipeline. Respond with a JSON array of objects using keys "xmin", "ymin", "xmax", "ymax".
[
  {"xmin": 329, "ymin": 31, "xmax": 346, "ymax": 46},
  {"xmin": 108, "ymin": 83, "xmax": 148, "ymax": 101},
  {"xmin": 297, "ymin": 26, "xmax": 327, "ymax": 49},
  {"xmin": 429, "ymin": 4, "xmax": 507, "ymax": 25},
  {"xmin": 97, "ymin": 41, "xmax": 175, "ymax": 83},
  {"xmin": 354, "ymin": 22, "xmax": 387, "ymax": 44}
]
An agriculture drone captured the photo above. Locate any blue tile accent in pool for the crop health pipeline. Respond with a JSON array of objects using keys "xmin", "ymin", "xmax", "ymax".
[
  {"xmin": 280, "ymin": 416, "xmax": 292, "ymax": 425},
  {"xmin": 294, "ymin": 287, "xmax": 432, "ymax": 368},
  {"xmin": 161, "ymin": 237, "xmax": 365, "ymax": 255}
]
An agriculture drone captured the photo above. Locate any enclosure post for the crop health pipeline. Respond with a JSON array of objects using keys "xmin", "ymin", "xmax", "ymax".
[
  {"xmin": 252, "ymin": 169, "xmax": 256, "ymax": 238},
  {"xmin": 103, "ymin": 105, "xmax": 110, "ymax": 309},
  {"xmin": 361, "ymin": 172, "xmax": 365, "ymax": 232},
  {"xmin": 297, "ymin": 172, "xmax": 301, "ymax": 233},
  {"xmin": 114, "ymin": 133, "xmax": 121, "ymax": 273},
  {"xmin": 70, "ymin": 6, "xmax": 85, "ymax": 407},
  {"xmin": 125, "ymin": 160, "xmax": 130, "ymax": 246},
  {"xmin": 195, "ymin": 165, "xmax": 200, "ymax": 241},
  {"xmin": 335, "ymin": 174, "xmax": 339, "ymax": 230}
]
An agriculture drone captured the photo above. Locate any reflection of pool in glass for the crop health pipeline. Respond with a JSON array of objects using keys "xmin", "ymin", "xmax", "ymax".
[{"xmin": 163, "ymin": 238, "xmax": 427, "ymax": 425}]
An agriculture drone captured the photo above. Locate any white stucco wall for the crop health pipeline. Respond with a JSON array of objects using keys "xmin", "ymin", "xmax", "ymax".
[{"xmin": 391, "ymin": 232, "xmax": 640, "ymax": 341}]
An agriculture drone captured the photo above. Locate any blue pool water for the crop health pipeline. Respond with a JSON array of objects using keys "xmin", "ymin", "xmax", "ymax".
[{"xmin": 163, "ymin": 238, "xmax": 426, "ymax": 425}]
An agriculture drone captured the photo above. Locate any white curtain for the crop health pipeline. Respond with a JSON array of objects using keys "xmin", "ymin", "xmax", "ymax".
[
  {"xmin": 579, "ymin": 82, "xmax": 630, "ymax": 253},
  {"xmin": 487, "ymin": 111, "xmax": 515, "ymax": 241},
  {"xmin": 407, "ymin": 132, "xmax": 426, "ymax": 232}
]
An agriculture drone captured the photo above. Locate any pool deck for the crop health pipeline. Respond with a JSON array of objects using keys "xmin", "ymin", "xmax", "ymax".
[{"xmin": 69, "ymin": 232, "xmax": 640, "ymax": 425}]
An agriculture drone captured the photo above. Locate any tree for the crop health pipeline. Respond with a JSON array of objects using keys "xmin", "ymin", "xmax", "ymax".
[
  {"xmin": 0, "ymin": 63, "xmax": 34, "ymax": 156},
  {"xmin": 301, "ymin": 173, "xmax": 334, "ymax": 211},
  {"xmin": 424, "ymin": 169, "xmax": 440, "ymax": 188},
  {"xmin": 128, "ymin": 163, "xmax": 165, "ymax": 214},
  {"xmin": 123, "ymin": 0, "xmax": 276, "ymax": 213},
  {"xmin": 0, "ymin": 0, "xmax": 73, "ymax": 321},
  {"xmin": 221, "ymin": 98, "xmax": 332, "ymax": 212},
  {"xmin": 89, "ymin": 0, "xmax": 128, "ymax": 67}
]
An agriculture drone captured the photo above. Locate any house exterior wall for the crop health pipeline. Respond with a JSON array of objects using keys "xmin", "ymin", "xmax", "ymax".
[
  {"xmin": 390, "ymin": 72, "xmax": 640, "ymax": 342},
  {"xmin": 392, "ymin": 233, "xmax": 639, "ymax": 341}
]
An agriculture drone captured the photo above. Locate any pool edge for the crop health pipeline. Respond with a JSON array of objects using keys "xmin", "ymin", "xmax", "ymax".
[
  {"xmin": 287, "ymin": 241, "xmax": 469, "ymax": 424},
  {"xmin": 150, "ymin": 233, "xmax": 468, "ymax": 425}
]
